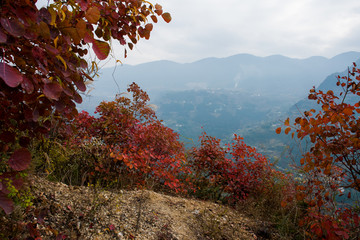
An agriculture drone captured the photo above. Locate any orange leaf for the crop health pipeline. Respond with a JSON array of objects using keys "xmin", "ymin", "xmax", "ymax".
[
  {"xmin": 85, "ymin": 7, "xmax": 100, "ymax": 24},
  {"xmin": 324, "ymin": 164, "xmax": 332, "ymax": 175},
  {"xmin": 284, "ymin": 127, "xmax": 291, "ymax": 135},
  {"xmin": 343, "ymin": 107, "xmax": 353, "ymax": 116},
  {"xmin": 284, "ymin": 118, "xmax": 290, "ymax": 126},
  {"xmin": 151, "ymin": 15, "xmax": 158, "ymax": 23},
  {"xmin": 155, "ymin": 4, "xmax": 162, "ymax": 10},
  {"xmin": 162, "ymin": 12, "xmax": 171, "ymax": 23},
  {"xmin": 275, "ymin": 127, "xmax": 281, "ymax": 134},
  {"xmin": 296, "ymin": 193, "xmax": 304, "ymax": 201},
  {"xmin": 145, "ymin": 23, "xmax": 153, "ymax": 31},
  {"xmin": 76, "ymin": 19, "xmax": 87, "ymax": 39}
]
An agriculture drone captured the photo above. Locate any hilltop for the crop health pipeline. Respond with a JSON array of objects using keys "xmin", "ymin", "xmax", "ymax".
[{"xmin": 2, "ymin": 176, "xmax": 278, "ymax": 240}]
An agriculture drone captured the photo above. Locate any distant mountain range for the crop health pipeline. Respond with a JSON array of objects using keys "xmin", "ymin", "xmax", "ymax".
[
  {"xmin": 81, "ymin": 51, "xmax": 360, "ymax": 111},
  {"xmin": 81, "ymin": 51, "xmax": 360, "ymax": 132}
]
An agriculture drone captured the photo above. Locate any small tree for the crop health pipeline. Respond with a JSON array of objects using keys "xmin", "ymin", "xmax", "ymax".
[
  {"xmin": 65, "ymin": 83, "xmax": 188, "ymax": 191},
  {"xmin": 278, "ymin": 63, "xmax": 360, "ymax": 239}
]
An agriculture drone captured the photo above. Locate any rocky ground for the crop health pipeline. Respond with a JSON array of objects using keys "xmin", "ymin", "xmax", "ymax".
[{"xmin": 2, "ymin": 177, "xmax": 278, "ymax": 239}]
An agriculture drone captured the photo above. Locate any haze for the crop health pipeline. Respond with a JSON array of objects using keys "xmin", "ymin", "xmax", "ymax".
[{"xmin": 36, "ymin": 0, "xmax": 360, "ymax": 66}]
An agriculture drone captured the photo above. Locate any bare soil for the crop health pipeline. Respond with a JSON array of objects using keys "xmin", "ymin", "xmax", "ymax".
[{"xmin": 2, "ymin": 177, "xmax": 277, "ymax": 239}]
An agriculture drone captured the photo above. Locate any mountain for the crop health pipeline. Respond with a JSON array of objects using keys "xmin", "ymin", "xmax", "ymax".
[
  {"xmin": 289, "ymin": 58, "xmax": 360, "ymax": 116},
  {"xmin": 241, "ymin": 60, "xmax": 360, "ymax": 168},
  {"xmin": 79, "ymin": 52, "xmax": 360, "ymax": 159},
  {"xmin": 80, "ymin": 51, "xmax": 360, "ymax": 114}
]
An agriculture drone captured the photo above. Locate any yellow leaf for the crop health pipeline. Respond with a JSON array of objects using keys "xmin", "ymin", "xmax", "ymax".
[
  {"xmin": 54, "ymin": 36, "xmax": 59, "ymax": 48},
  {"xmin": 48, "ymin": 7, "xmax": 57, "ymax": 26},
  {"xmin": 56, "ymin": 55, "xmax": 67, "ymax": 70}
]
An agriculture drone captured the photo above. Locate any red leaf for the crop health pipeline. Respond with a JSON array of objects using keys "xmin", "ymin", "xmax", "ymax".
[
  {"xmin": 0, "ymin": 30, "xmax": 7, "ymax": 43},
  {"xmin": 73, "ymin": 93, "xmax": 83, "ymax": 104},
  {"xmin": 92, "ymin": 40, "xmax": 110, "ymax": 60},
  {"xmin": 76, "ymin": 0, "xmax": 89, "ymax": 11},
  {"xmin": 0, "ymin": 131, "xmax": 15, "ymax": 143},
  {"xmin": 74, "ymin": 79, "xmax": 86, "ymax": 92},
  {"xmin": 44, "ymin": 82, "xmax": 62, "ymax": 100},
  {"xmin": 109, "ymin": 224, "xmax": 115, "ymax": 231},
  {"xmin": 0, "ymin": 18, "xmax": 25, "ymax": 37},
  {"xmin": 0, "ymin": 192, "xmax": 14, "ymax": 215},
  {"xmin": 21, "ymin": 76, "xmax": 34, "ymax": 94},
  {"xmin": 0, "ymin": 62, "xmax": 23, "ymax": 87},
  {"xmin": 8, "ymin": 148, "xmax": 31, "ymax": 171}
]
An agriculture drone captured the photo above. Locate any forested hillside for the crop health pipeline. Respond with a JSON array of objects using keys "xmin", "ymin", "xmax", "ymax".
[{"xmin": 0, "ymin": 1, "xmax": 359, "ymax": 239}]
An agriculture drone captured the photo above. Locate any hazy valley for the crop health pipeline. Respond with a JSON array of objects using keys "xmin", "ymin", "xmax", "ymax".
[{"xmin": 80, "ymin": 51, "xmax": 360, "ymax": 167}]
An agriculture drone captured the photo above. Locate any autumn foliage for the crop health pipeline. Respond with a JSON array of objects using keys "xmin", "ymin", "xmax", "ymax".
[
  {"xmin": 187, "ymin": 131, "xmax": 278, "ymax": 203},
  {"xmin": 1, "ymin": 0, "xmax": 360, "ymax": 239},
  {"xmin": 278, "ymin": 63, "xmax": 360, "ymax": 239},
  {"xmin": 63, "ymin": 83, "xmax": 188, "ymax": 191},
  {"xmin": 0, "ymin": 0, "xmax": 171, "ymax": 214}
]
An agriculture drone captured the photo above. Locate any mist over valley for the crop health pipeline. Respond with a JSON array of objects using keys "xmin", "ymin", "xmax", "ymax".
[{"xmin": 80, "ymin": 51, "xmax": 360, "ymax": 167}]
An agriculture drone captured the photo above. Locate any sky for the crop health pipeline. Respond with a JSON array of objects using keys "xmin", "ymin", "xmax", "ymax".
[{"xmin": 37, "ymin": 0, "xmax": 360, "ymax": 66}]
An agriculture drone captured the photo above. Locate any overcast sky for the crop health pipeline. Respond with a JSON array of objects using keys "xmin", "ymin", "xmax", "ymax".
[{"xmin": 38, "ymin": 0, "xmax": 360, "ymax": 65}]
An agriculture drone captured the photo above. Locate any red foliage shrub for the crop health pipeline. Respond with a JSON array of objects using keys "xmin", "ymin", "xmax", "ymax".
[
  {"xmin": 65, "ymin": 83, "xmax": 189, "ymax": 191},
  {"xmin": 278, "ymin": 62, "xmax": 360, "ymax": 239},
  {"xmin": 187, "ymin": 132, "xmax": 278, "ymax": 203}
]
